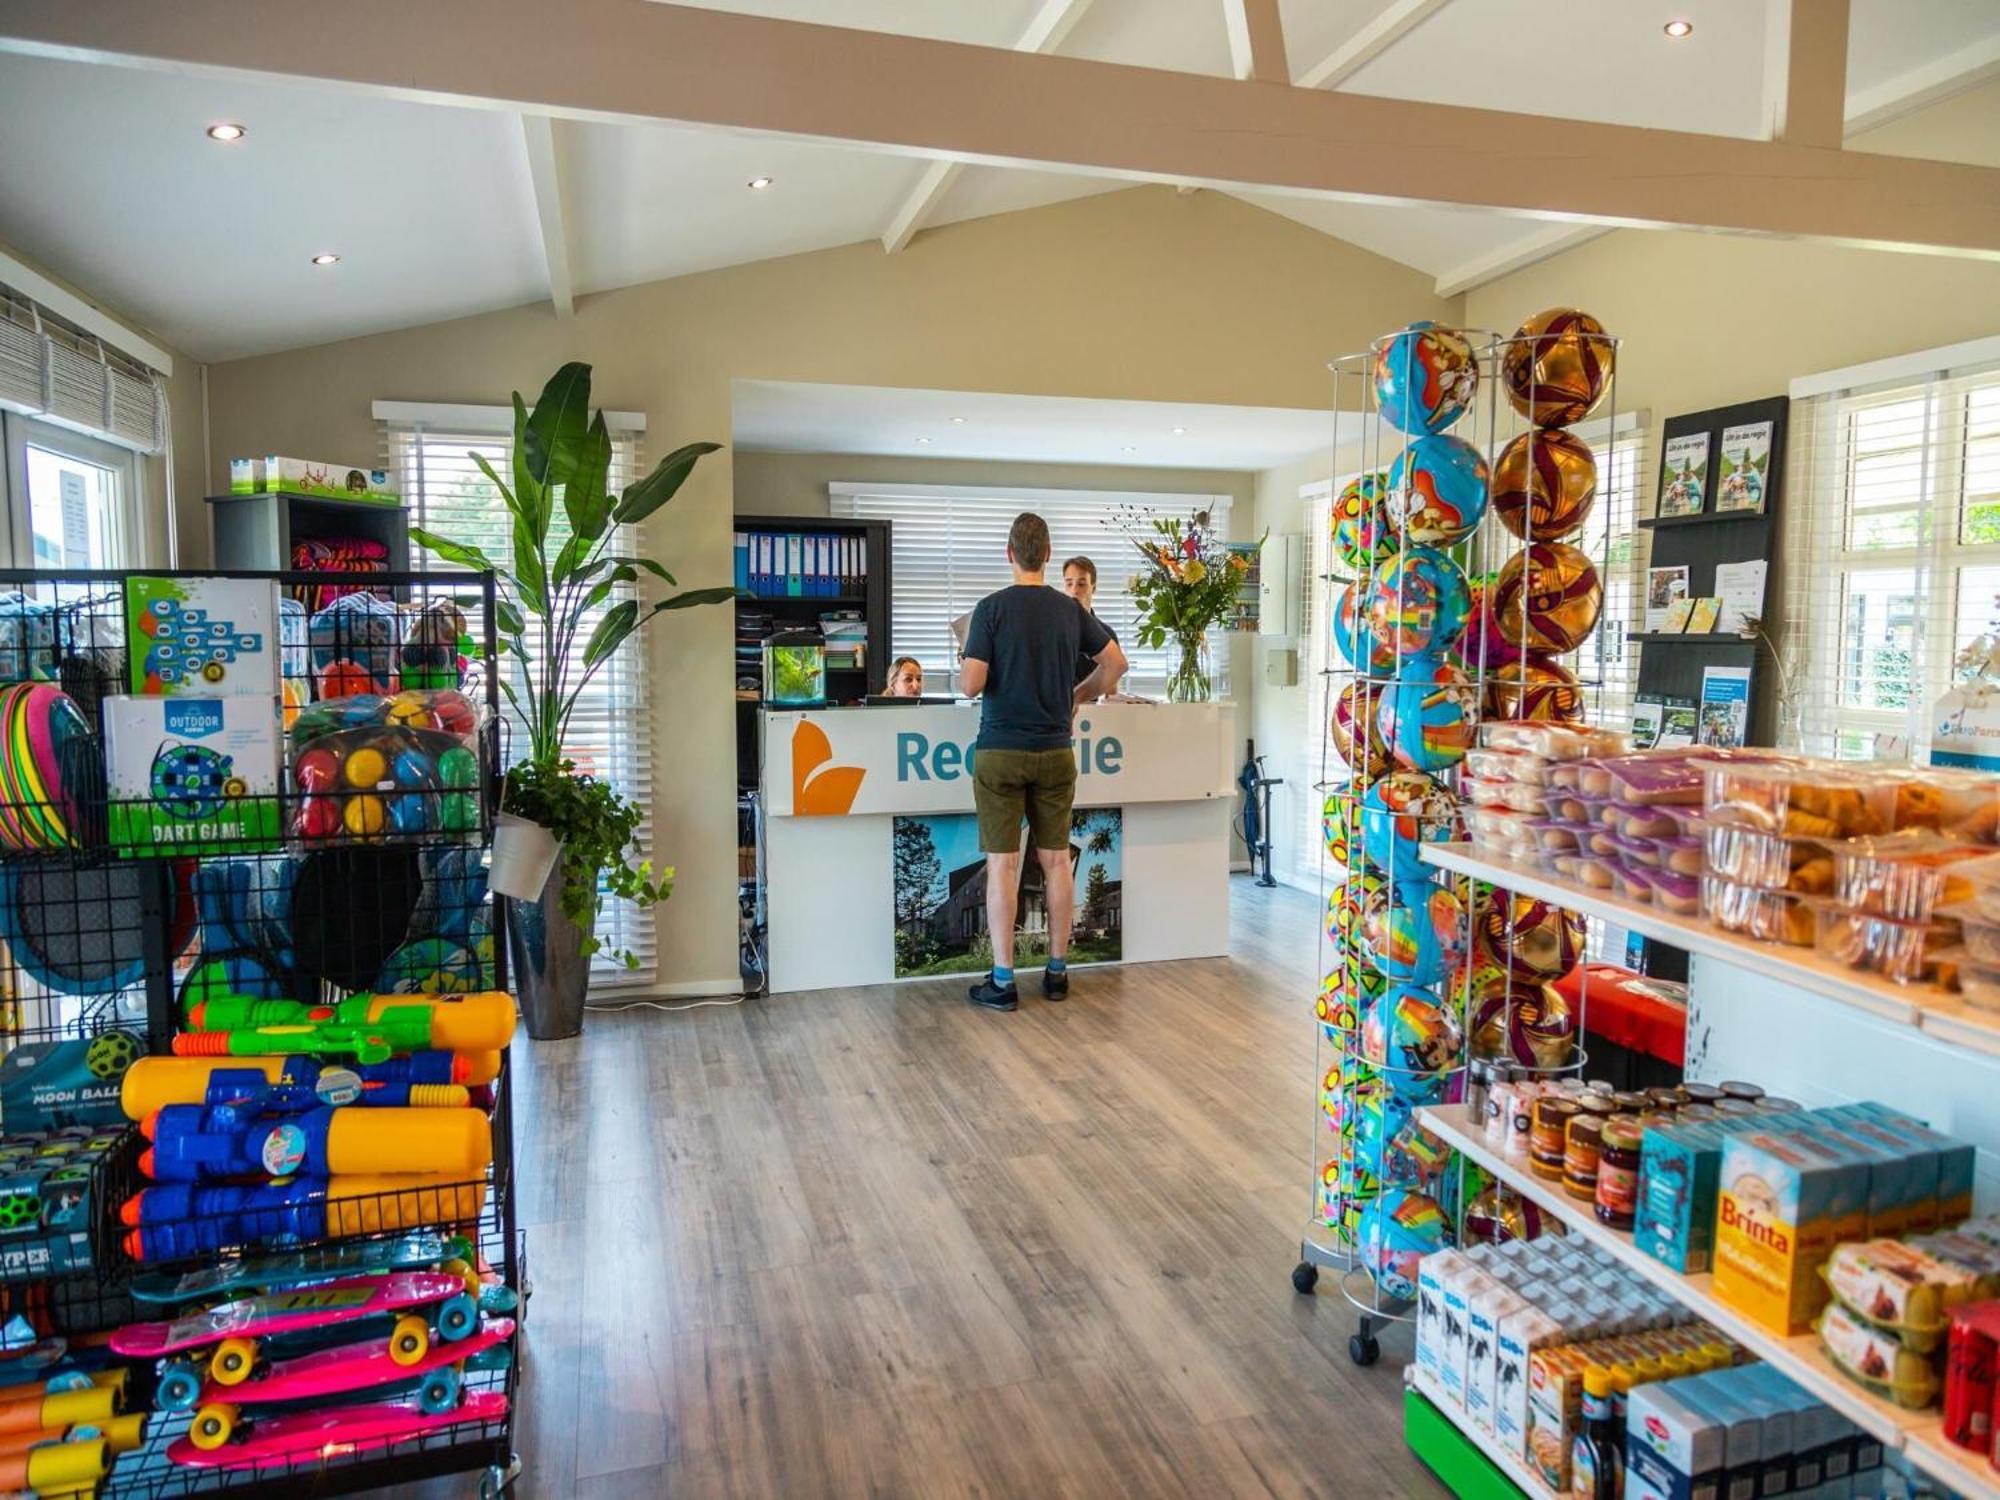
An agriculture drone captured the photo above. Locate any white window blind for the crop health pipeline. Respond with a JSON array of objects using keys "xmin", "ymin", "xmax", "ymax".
[
  {"xmin": 378, "ymin": 408, "xmax": 657, "ymax": 986},
  {"xmin": 827, "ymin": 483, "xmax": 1232, "ymax": 696},
  {"xmin": 0, "ymin": 287, "xmax": 166, "ymax": 454},
  {"xmin": 1783, "ymin": 347, "xmax": 2000, "ymax": 759}
]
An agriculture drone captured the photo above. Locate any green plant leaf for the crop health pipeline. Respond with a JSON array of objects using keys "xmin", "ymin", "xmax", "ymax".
[
  {"xmin": 509, "ymin": 393, "xmax": 547, "ymax": 541},
  {"xmin": 512, "ymin": 513, "xmax": 548, "ymax": 615},
  {"xmin": 582, "ymin": 563, "xmax": 638, "ymax": 614},
  {"xmin": 646, "ymin": 586, "xmax": 739, "ymax": 617},
  {"xmin": 614, "ymin": 441, "xmax": 720, "ymax": 525},
  {"xmin": 550, "ymin": 534, "xmax": 588, "ymax": 589},
  {"xmin": 583, "ymin": 598, "xmax": 639, "ymax": 668},
  {"xmin": 629, "ymin": 557, "xmax": 680, "ymax": 588},
  {"xmin": 410, "ymin": 527, "xmax": 499, "ymax": 575},
  {"xmin": 470, "ymin": 452, "xmax": 521, "ymax": 521},
  {"xmin": 524, "ymin": 362, "xmax": 592, "ymax": 496},
  {"xmin": 563, "ymin": 413, "xmax": 615, "ymax": 542},
  {"xmin": 495, "ymin": 598, "xmax": 526, "ymax": 637}
]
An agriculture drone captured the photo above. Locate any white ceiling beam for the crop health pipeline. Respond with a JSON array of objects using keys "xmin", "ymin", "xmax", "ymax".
[
  {"xmin": 1297, "ymin": 0, "xmax": 1454, "ymax": 90},
  {"xmin": 1763, "ymin": 0, "xmax": 1850, "ymax": 147},
  {"xmin": 518, "ymin": 114, "xmax": 575, "ymax": 318},
  {"xmin": 6, "ymin": 0, "xmax": 2000, "ymax": 261},
  {"xmin": 1844, "ymin": 31, "xmax": 2000, "ymax": 136},
  {"xmin": 1432, "ymin": 225, "xmax": 1609, "ymax": 299},
  {"xmin": 1222, "ymin": 0, "xmax": 1289, "ymax": 84},
  {"xmin": 880, "ymin": 0, "xmax": 1096, "ymax": 253}
]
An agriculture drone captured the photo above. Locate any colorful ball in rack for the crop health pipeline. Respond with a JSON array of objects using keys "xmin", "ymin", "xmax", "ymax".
[
  {"xmin": 1330, "ymin": 474, "xmax": 1395, "ymax": 576},
  {"xmin": 1384, "ymin": 1123, "xmax": 1456, "ymax": 1201},
  {"xmin": 1475, "ymin": 892, "xmax": 1584, "ymax": 982},
  {"xmin": 1332, "ymin": 681, "xmax": 1392, "ymax": 779},
  {"xmin": 1501, "ymin": 307, "xmax": 1613, "ymax": 428},
  {"xmin": 1335, "ymin": 581, "xmax": 1397, "ymax": 674},
  {"xmin": 1351, "ymin": 1085, "xmax": 1414, "ymax": 1167},
  {"xmin": 1493, "ymin": 429, "xmax": 1597, "ymax": 541},
  {"xmin": 1373, "ymin": 322, "xmax": 1478, "ymax": 436},
  {"xmin": 1316, "ymin": 973, "xmax": 1362, "ymax": 1041},
  {"xmin": 1365, "ymin": 548, "xmax": 1471, "ymax": 661},
  {"xmin": 1361, "ymin": 878, "xmax": 1465, "ymax": 986},
  {"xmin": 1453, "ymin": 588, "xmax": 1524, "ymax": 674},
  {"xmin": 1322, "ymin": 790, "xmax": 1363, "ymax": 867},
  {"xmin": 1379, "ymin": 660, "xmax": 1479, "ymax": 772},
  {"xmin": 1386, "ymin": 434, "xmax": 1491, "ymax": 547},
  {"xmin": 1327, "ymin": 868, "xmax": 1390, "ymax": 949},
  {"xmin": 1470, "ymin": 983, "xmax": 1578, "ymax": 1072},
  {"xmin": 1359, "ymin": 771, "xmax": 1459, "ymax": 880},
  {"xmin": 1486, "ymin": 656, "xmax": 1585, "ymax": 723},
  {"xmin": 1492, "ymin": 543, "xmax": 1603, "ymax": 654},
  {"xmin": 1463, "ymin": 1186, "xmax": 1551, "ymax": 1247},
  {"xmin": 1360, "ymin": 983, "xmax": 1464, "ymax": 1102},
  {"xmin": 1358, "ymin": 1188, "xmax": 1449, "ymax": 1301}
]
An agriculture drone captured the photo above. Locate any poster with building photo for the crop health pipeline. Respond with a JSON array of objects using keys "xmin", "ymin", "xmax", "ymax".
[
  {"xmin": 1716, "ymin": 421, "xmax": 1774, "ymax": 514},
  {"xmin": 1657, "ymin": 431, "xmax": 1710, "ymax": 518},
  {"xmin": 891, "ymin": 808, "xmax": 1122, "ymax": 977}
]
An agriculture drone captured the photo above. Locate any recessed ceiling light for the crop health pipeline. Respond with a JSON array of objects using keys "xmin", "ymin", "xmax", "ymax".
[
  {"xmin": 1121, "ymin": 445, "xmax": 1138, "ymax": 453},
  {"xmin": 747, "ymin": 176, "xmax": 773, "ymax": 190},
  {"xmin": 916, "ymin": 437, "xmax": 931, "ymax": 444},
  {"xmin": 206, "ymin": 123, "xmax": 246, "ymax": 143},
  {"xmin": 1171, "ymin": 426, "xmax": 1188, "ymax": 435},
  {"xmin": 950, "ymin": 416, "xmax": 966, "ymax": 424},
  {"xmin": 1663, "ymin": 18, "xmax": 1693, "ymax": 38},
  {"xmin": 310, "ymin": 253, "xmax": 340, "ymax": 266}
]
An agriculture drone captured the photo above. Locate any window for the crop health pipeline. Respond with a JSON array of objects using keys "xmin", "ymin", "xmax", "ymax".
[
  {"xmin": 1784, "ymin": 343, "xmax": 2000, "ymax": 759},
  {"xmin": 377, "ymin": 405, "xmax": 658, "ymax": 986},
  {"xmin": 826, "ymin": 483, "xmax": 1232, "ymax": 696},
  {"xmin": 2, "ymin": 413, "xmax": 138, "ymax": 568}
]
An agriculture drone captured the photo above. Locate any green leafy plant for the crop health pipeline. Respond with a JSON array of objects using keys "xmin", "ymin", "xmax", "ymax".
[{"xmin": 411, "ymin": 362, "xmax": 734, "ymax": 951}]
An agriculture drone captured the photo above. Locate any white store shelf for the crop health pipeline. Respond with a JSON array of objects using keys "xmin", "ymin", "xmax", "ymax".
[
  {"xmin": 1407, "ymin": 1363, "xmax": 1550, "ymax": 1496},
  {"xmin": 1416, "ymin": 1104, "xmax": 2000, "ymax": 1500},
  {"xmin": 1419, "ymin": 842, "xmax": 2000, "ymax": 1058}
]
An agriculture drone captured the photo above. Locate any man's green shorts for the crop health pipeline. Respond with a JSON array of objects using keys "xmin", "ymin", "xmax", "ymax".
[{"xmin": 972, "ymin": 746, "xmax": 1077, "ymax": 853}]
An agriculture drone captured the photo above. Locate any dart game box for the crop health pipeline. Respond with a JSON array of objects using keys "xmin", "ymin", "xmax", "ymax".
[{"xmin": 103, "ymin": 694, "xmax": 281, "ymax": 855}]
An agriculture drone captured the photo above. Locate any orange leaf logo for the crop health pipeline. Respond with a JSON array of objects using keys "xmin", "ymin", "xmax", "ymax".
[{"xmin": 792, "ymin": 720, "xmax": 866, "ymax": 816}]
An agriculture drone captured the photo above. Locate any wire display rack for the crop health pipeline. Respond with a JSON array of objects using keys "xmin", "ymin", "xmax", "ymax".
[
  {"xmin": 0, "ymin": 568, "xmax": 520, "ymax": 1497},
  {"xmin": 1295, "ymin": 321, "xmax": 1622, "ymax": 1367}
]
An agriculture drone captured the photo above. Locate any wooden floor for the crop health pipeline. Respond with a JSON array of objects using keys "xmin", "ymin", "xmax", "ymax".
[{"xmin": 490, "ymin": 878, "xmax": 1446, "ymax": 1499}]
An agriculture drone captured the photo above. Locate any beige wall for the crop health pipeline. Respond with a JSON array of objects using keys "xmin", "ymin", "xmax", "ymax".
[{"xmin": 204, "ymin": 185, "xmax": 1458, "ymax": 991}]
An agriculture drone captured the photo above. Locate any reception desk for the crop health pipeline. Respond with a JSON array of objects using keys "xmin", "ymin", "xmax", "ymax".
[{"xmin": 760, "ymin": 701, "xmax": 1235, "ymax": 994}]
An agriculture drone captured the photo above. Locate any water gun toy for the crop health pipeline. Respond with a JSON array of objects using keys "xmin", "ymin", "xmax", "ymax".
[
  {"xmin": 0, "ymin": 1409, "xmax": 144, "ymax": 1461},
  {"xmin": 0, "ymin": 1381, "xmax": 118, "ymax": 1438},
  {"xmin": 120, "ymin": 1176, "xmax": 487, "ymax": 1263},
  {"xmin": 0, "ymin": 1432, "xmax": 111, "ymax": 1494},
  {"xmin": 176, "ymin": 991, "xmax": 515, "ymax": 1063},
  {"xmin": 123, "ymin": 1052, "xmax": 499, "ymax": 1119},
  {"xmin": 168, "ymin": 1389, "xmax": 508, "ymax": 1472},
  {"xmin": 140, "ymin": 1099, "xmax": 491, "ymax": 1185}
]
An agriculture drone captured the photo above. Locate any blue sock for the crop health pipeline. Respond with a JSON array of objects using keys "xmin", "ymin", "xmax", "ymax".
[
  {"xmin": 1047, "ymin": 956, "xmax": 1067, "ymax": 974},
  {"xmin": 993, "ymin": 966, "xmax": 1015, "ymax": 987}
]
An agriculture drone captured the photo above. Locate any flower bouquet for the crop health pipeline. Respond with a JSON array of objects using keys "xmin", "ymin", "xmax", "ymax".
[{"xmin": 1123, "ymin": 509, "xmax": 1261, "ymax": 702}]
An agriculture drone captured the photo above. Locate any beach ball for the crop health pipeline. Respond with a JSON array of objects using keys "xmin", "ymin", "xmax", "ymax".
[
  {"xmin": 1351, "ymin": 1083, "xmax": 1413, "ymax": 1162},
  {"xmin": 1316, "ymin": 972, "xmax": 1363, "ymax": 1040},
  {"xmin": 1379, "ymin": 660, "xmax": 1478, "ymax": 772},
  {"xmin": 1365, "ymin": 548, "xmax": 1471, "ymax": 661},
  {"xmin": 1475, "ymin": 892, "xmax": 1584, "ymax": 982},
  {"xmin": 1358, "ymin": 1188, "xmax": 1449, "ymax": 1301},
  {"xmin": 1322, "ymin": 789, "xmax": 1365, "ymax": 867},
  {"xmin": 1361, "ymin": 878, "xmax": 1466, "ymax": 986},
  {"xmin": 1385, "ymin": 1124, "xmax": 1457, "ymax": 1201},
  {"xmin": 1361, "ymin": 983, "xmax": 1464, "ymax": 1102},
  {"xmin": 1501, "ymin": 307, "xmax": 1613, "ymax": 428},
  {"xmin": 1327, "ymin": 868, "xmax": 1389, "ymax": 948},
  {"xmin": 1331, "ymin": 474, "xmax": 1395, "ymax": 576},
  {"xmin": 1470, "ymin": 982, "xmax": 1578, "ymax": 1072},
  {"xmin": 1485, "ymin": 656, "xmax": 1585, "ymax": 723},
  {"xmin": 1463, "ymin": 1186, "xmax": 1551, "ymax": 1247},
  {"xmin": 1492, "ymin": 542, "xmax": 1602, "ymax": 654},
  {"xmin": 1334, "ymin": 581, "xmax": 1397, "ymax": 674},
  {"xmin": 1359, "ymin": 771, "xmax": 1459, "ymax": 881},
  {"xmin": 1494, "ymin": 429, "xmax": 1597, "ymax": 541},
  {"xmin": 1387, "ymin": 434, "xmax": 1490, "ymax": 547},
  {"xmin": 1332, "ymin": 681, "xmax": 1392, "ymax": 779},
  {"xmin": 1373, "ymin": 322, "xmax": 1478, "ymax": 436}
]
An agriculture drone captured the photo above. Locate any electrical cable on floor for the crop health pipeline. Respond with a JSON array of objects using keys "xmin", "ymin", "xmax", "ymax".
[{"xmin": 584, "ymin": 992, "xmax": 753, "ymax": 1013}]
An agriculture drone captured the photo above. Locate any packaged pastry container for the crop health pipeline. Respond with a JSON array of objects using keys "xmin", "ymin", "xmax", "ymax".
[
  {"xmin": 1615, "ymin": 865, "xmax": 1655, "ymax": 904},
  {"xmin": 1466, "ymin": 804, "xmax": 1537, "ymax": 859},
  {"xmin": 1465, "ymin": 746, "xmax": 1550, "ymax": 785},
  {"xmin": 1703, "ymin": 822, "xmax": 1836, "ymax": 894},
  {"xmin": 1702, "ymin": 760, "xmax": 1899, "ymax": 839},
  {"xmin": 1645, "ymin": 867, "xmax": 1702, "ymax": 915},
  {"xmin": 1827, "ymin": 831, "xmax": 1987, "ymax": 922},
  {"xmin": 1608, "ymin": 803, "xmax": 1683, "ymax": 840},
  {"xmin": 1891, "ymin": 766, "xmax": 2000, "ymax": 843},
  {"xmin": 1703, "ymin": 876, "xmax": 1815, "ymax": 945},
  {"xmin": 1480, "ymin": 722, "xmax": 1628, "ymax": 761},
  {"xmin": 1569, "ymin": 855, "xmax": 1619, "ymax": 891},
  {"xmin": 1654, "ymin": 835, "xmax": 1704, "ymax": 877},
  {"xmin": 1809, "ymin": 903, "xmax": 1954, "ymax": 983},
  {"xmin": 1524, "ymin": 819, "xmax": 1581, "ymax": 854},
  {"xmin": 1957, "ymin": 911, "xmax": 2000, "ymax": 966},
  {"xmin": 1576, "ymin": 752, "xmax": 1710, "ymax": 806},
  {"xmin": 1952, "ymin": 953, "xmax": 2000, "ymax": 1010}
]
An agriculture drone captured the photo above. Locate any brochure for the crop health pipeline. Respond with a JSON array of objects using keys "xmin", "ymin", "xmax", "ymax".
[
  {"xmin": 1661, "ymin": 598, "xmax": 1697, "ymax": 633},
  {"xmin": 1686, "ymin": 596, "xmax": 1722, "ymax": 633},
  {"xmin": 1712, "ymin": 559, "xmax": 1768, "ymax": 635},
  {"xmin": 1631, "ymin": 694, "xmax": 1665, "ymax": 750},
  {"xmin": 1658, "ymin": 696, "xmax": 1698, "ymax": 748},
  {"xmin": 1645, "ymin": 566, "xmax": 1690, "ymax": 632},
  {"xmin": 1698, "ymin": 665, "xmax": 1753, "ymax": 749},
  {"xmin": 1717, "ymin": 421, "xmax": 1774, "ymax": 513},
  {"xmin": 1658, "ymin": 432, "xmax": 1710, "ymax": 518}
]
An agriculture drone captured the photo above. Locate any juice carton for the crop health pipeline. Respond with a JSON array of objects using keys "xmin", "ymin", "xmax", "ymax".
[{"xmin": 1713, "ymin": 1130, "xmax": 1869, "ymax": 1336}]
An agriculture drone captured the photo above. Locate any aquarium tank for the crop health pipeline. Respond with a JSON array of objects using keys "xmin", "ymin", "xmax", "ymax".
[{"xmin": 764, "ymin": 630, "xmax": 827, "ymax": 707}]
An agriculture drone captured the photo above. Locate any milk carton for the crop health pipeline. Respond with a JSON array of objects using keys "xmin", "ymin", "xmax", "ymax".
[
  {"xmin": 1414, "ymin": 1249, "xmax": 1460, "ymax": 1383},
  {"xmin": 1438, "ymin": 1262, "xmax": 1494, "ymax": 1407},
  {"xmin": 1494, "ymin": 1301, "xmax": 1564, "ymax": 1464},
  {"xmin": 1465, "ymin": 1283, "xmax": 1526, "ymax": 1435}
]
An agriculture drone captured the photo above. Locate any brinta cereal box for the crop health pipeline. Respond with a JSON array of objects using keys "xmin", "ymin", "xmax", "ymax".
[{"xmin": 1713, "ymin": 1130, "xmax": 1869, "ymax": 1336}]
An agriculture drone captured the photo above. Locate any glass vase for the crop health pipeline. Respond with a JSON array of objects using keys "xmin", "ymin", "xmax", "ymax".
[{"xmin": 1166, "ymin": 634, "xmax": 1213, "ymax": 703}]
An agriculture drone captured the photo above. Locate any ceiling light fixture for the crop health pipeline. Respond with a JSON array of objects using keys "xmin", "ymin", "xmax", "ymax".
[
  {"xmin": 1663, "ymin": 18, "xmax": 1693, "ymax": 38},
  {"xmin": 747, "ymin": 176, "xmax": 773, "ymax": 190},
  {"xmin": 206, "ymin": 123, "xmax": 246, "ymax": 143},
  {"xmin": 1171, "ymin": 426, "xmax": 1188, "ymax": 435},
  {"xmin": 310, "ymin": 253, "xmax": 340, "ymax": 266},
  {"xmin": 950, "ymin": 416, "xmax": 966, "ymax": 424},
  {"xmin": 916, "ymin": 437, "xmax": 932, "ymax": 444}
]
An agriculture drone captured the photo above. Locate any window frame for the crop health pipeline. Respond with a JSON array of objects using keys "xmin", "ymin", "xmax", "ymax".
[{"xmin": 1, "ymin": 411, "xmax": 141, "ymax": 569}]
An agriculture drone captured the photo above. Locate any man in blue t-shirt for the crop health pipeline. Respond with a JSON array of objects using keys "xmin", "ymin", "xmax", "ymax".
[{"xmin": 959, "ymin": 513, "xmax": 1127, "ymax": 1011}]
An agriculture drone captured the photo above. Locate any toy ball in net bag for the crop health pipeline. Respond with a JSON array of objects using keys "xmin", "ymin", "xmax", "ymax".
[
  {"xmin": 1361, "ymin": 983, "xmax": 1464, "ymax": 1102},
  {"xmin": 1321, "ymin": 788, "xmax": 1366, "ymax": 868},
  {"xmin": 1500, "ymin": 307, "xmax": 1613, "ymax": 428},
  {"xmin": 308, "ymin": 593, "xmax": 403, "ymax": 688},
  {"xmin": 1463, "ymin": 1186, "xmax": 1552, "ymax": 1247},
  {"xmin": 1493, "ymin": 429, "xmax": 1597, "ymax": 542},
  {"xmin": 1359, "ymin": 770, "xmax": 1460, "ymax": 881},
  {"xmin": 1330, "ymin": 474, "xmax": 1395, "ymax": 577},
  {"xmin": 1379, "ymin": 659, "xmax": 1478, "ymax": 773},
  {"xmin": 1386, "ymin": 434, "xmax": 1491, "ymax": 547},
  {"xmin": 1361, "ymin": 877, "xmax": 1466, "ymax": 986},
  {"xmin": 1365, "ymin": 548, "xmax": 1471, "ymax": 661},
  {"xmin": 1475, "ymin": 891, "xmax": 1585, "ymax": 982},
  {"xmin": 1358, "ymin": 1188, "xmax": 1449, "ymax": 1301},
  {"xmin": 1485, "ymin": 655, "xmax": 1585, "ymax": 723},
  {"xmin": 1470, "ymin": 981, "xmax": 1578, "ymax": 1072},
  {"xmin": 1334, "ymin": 580, "xmax": 1397, "ymax": 674},
  {"xmin": 1372, "ymin": 321, "xmax": 1478, "ymax": 437},
  {"xmin": 1492, "ymin": 542, "xmax": 1603, "ymax": 654},
  {"xmin": 1332, "ymin": 681, "xmax": 1393, "ymax": 779}
]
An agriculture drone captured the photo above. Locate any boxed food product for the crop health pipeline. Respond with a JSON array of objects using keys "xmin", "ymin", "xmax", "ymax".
[
  {"xmin": 1848, "ymin": 1106, "xmax": 1974, "ymax": 1224},
  {"xmin": 1578, "ymin": 752, "xmax": 1712, "ymax": 806},
  {"xmin": 1704, "ymin": 821, "xmax": 1832, "ymax": 892},
  {"xmin": 1465, "ymin": 746, "xmax": 1549, "ymax": 785},
  {"xmin": 228, "ymin": 457, "xmax": 264, "ymax": 494},
  {"xmin": 1481, "ymin": 723, "xmax": 1628, "ymax": 761},
  {"xmin": 264, "ymin": 456, "xmax": 399, "ymax": 504},
  {"xmin": 1815, "ymin": 1107, "xmax": 1942, "ymax": 1234},
  {"xmin": 1822, "ymin": 1239, "xmax": 1977, "ymax": 1352},
  {"xmin": 1493, "ymin": 1301, "xmax": 1565, "ymax": 1461},
  {"xmin": 1704, "ymin": 1368, "xmax": 1797, "ymax": 1498},
  {"xmin": 1713, "ymin": 1130, "xmax": 1870, "ymax": 1336},
  {"xmin": 1817, "ymin": 1301, "xmax": 1941, "ymax": 1408},
  {"xmin": 1624, "ymin": 1379, "xmax": 1728, "ymax": 1500}
]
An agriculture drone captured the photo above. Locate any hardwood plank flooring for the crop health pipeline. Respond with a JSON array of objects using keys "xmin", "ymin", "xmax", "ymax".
[{"xmin": 447, "ymin": 877, "xmax": 1448, "ymax": 1498}]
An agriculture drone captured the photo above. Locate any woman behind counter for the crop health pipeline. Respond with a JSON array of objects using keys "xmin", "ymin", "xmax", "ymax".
[{"xmin": 882, "ymin": 656, "xmax": 925, "ymax": 698}]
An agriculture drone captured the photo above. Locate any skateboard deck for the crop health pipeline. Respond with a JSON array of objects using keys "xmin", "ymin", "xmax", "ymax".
[
  {"xmin": 166, "ymin": 1390, "xmax": 508, "ymax": 1471},
  {"xmin": 131, "ymin": 1233, "xmax": 458, "ymax": 1305},
  {"xmin": 197, "ymin": 1317, "xmax": 514, "ymax": 1407},
  {"xmin": 111, "ymin": 1273, "xmax": 464, "ymax": 1360}
]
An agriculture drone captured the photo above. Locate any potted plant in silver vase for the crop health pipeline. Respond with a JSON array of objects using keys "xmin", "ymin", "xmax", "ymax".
[{"xmin": 413, "ymin": 362, "xmax": 734, "ymax": 1038}]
